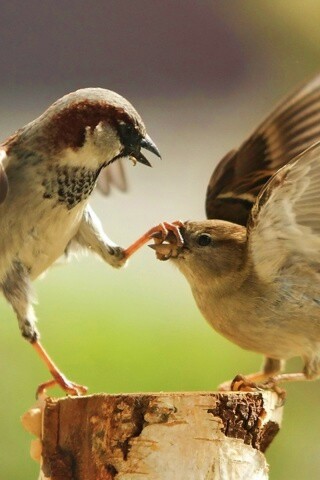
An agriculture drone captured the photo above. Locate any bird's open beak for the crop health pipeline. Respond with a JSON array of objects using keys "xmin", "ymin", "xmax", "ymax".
[
  {"xmin": 134, "ymin": 134, "xmax": 161, "ymax": 167},
  {"xmin": 148, "ymin": 241, "xmax": 181, "ymax": 261},
  {"xmin": 149, "ymin": 243, "xmax": 174, "ymax": 259},
  {"xmin": 141, "ymin": 134, "xmax": 161, "ymax": 158},
  {"xmin": 148, "ymin": 222, "xmax": 185, "ymax": 260}
]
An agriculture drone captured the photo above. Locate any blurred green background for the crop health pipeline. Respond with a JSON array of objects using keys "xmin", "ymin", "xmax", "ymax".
[{"xmin": 1, "ymin": 1, "xmax": 320, "ymax": 478}]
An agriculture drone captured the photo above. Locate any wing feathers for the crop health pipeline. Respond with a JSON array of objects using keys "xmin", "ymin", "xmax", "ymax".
[
  {"xmin": 206, "ymin": 73, "xmax": 320, "ymax": 225},
  {"xmin": 248, "ymin": 142, "xmax": 320, "ymax": 282},
  {"xmin": 96, "ymin": 159, "xmax": 127, "ymax": 195}
]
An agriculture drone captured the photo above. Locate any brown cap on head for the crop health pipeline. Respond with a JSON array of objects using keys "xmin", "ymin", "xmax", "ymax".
[
  {"xmin": 4, "ymin": 88, "xmax": 161, "ymax": 169},
  {"xmin": 40, "ymin": 88, "xmax": 147, "ymax": 153}
]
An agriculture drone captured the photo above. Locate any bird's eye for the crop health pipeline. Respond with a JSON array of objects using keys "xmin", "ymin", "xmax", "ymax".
[
  {"xmin": 118, "ymin": 122, "xmax": 139, "ymax": 147},
  {"xmin": 197, "ymin": 233, "xmax": 212, "ymax": 246}
]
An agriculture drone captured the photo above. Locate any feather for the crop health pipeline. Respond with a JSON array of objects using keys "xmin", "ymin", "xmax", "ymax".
[
  {"xmin": 206, "ymin": 73, "xmax": 320, "ymax": 225},
  {"xmin": 96, "ymin": 159, "xmax": 128, "ymax": 195},
  {"xmin": 248, "ymin": 142, "xmax": 320, "ymax": 282}
]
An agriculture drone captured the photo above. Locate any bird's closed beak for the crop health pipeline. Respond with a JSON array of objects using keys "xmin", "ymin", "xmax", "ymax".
[{"xmin": 134, "ymin": 134, "xmax": 161, "ymax": 167}]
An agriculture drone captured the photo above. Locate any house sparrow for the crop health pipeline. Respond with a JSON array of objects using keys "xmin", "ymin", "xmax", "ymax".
[
  {"xmin": 0, "ymin": 88, "xmax": 160, "ymax": 395},
  {"xmin": 134, "ymin": 74, "xmax": 320, "ymax": 390},
  {"xmin": 150, "ymin": 141, "xmax": 320, "ymax": 391}
]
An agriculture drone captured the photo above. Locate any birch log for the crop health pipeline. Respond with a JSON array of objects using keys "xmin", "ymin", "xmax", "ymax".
[{"xmin": 23, "ymin": 391, "xmax": 283, "ymax": 480}]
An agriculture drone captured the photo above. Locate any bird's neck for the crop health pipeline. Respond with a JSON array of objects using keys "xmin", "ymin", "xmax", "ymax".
[
  {"xmin": 9, "ymin": 147, "xmax": 102, "ymax": 210},
  {"xmin": 187, "ymin": 259, "xmax": 252, "ymax": 300},
  {"xmin": 185, "ymin": 258, "xmax": 262, "ymax": 343}
]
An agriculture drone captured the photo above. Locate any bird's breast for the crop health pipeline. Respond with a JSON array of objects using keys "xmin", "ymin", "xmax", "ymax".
[
  {"xmin": 41, "ymin": 164, "xmax": 99, "ymax": 209},
  {"xmin": 0, "ymin": 149, "xmax": 102, "ymax": 282},
  {"xmin": 0, "ymin": 182, "xmax": 86, "ymax": 282},
  {"xmin": 189, "ymin": 278, "xmax": 320, "ymax": 360},
  {"xmin": 21, "ymin": 200, "xmax": 85, "ymax": 279}
]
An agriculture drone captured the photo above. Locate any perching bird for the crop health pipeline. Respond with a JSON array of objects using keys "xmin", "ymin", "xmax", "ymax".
[
  {"xmin": 143, "ymin": 74, "xmax": 320, "ymax": 390},
  {"xmin": 0, "ymin": 88, "xmax": 160, "ymax": 395}
]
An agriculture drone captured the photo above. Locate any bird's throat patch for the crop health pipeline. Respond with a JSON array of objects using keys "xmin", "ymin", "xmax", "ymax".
[{"xmin": 42, "ymin": 165, "xmax": 99, "ymax": 209}]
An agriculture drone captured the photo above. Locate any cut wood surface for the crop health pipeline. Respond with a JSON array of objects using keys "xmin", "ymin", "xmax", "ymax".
[{"xmin": 23, "ymin": 391, "xmax": 283, "ymax": 480}]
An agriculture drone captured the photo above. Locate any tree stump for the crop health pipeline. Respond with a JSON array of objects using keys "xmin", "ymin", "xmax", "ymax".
[{"xmin": 23, "ymin": 391, "xmax": 283, "ymax": 480}]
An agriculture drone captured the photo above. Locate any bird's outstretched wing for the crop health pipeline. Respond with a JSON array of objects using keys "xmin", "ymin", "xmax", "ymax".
[
  {"xmin": 96, "ymin": 159, "xmax": 127, "ymax": 195},
  {"xmin": 0, "ymin": 149, "xmax": 8, "ymax": 204},
  {"xmin": 206, "ymin": 74, "xmax": 320, "ymax": 226},
  {"xmin": 247, "ymin": 141, "xmax": 320, "ymax": 283}
]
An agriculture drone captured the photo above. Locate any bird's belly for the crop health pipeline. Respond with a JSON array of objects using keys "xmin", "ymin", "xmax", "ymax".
[
  {"xmin": 18, "ymin": 204, "xmax": 84, "ymax": 279},
  {"xmin": 192, "ymin": 286, "xmax": 320, "ymax": 360}
]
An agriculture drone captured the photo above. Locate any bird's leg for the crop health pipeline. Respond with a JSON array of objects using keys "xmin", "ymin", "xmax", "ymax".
[
  {"xmin": 74, "ymin": 206, "xmax": 128, "ymax": 268},
  {"xmin": 75, "ymin": 209, "xmax": 184, "ymax": 265},
  {"xmin": 222, "ymin": 359, "xmax": 320, "ymax": 403},
  {"xmin": 269, "ymin": 358, "xmax": 320, "ymax": 385},
  {"xmin": 240, "ymin": 371, "xmax": 310, "ymax": 404},
  {"xmin": 268, "ymin": 373, "xmax": 307, "ymax": 384},
  {"xmin": 123, "ymin": 220, "xmax": 184, "ymax": 259},
  {"xmin": 2, "ymin": 262, "xmax": 87, "ymax": 397},
  {"xmin": 219, "ymin": 357, "xmax": 284, "ymax": 392},
  {"xmin": 33, "ymin": 341, "xmax": 87, "ymax": 397}
]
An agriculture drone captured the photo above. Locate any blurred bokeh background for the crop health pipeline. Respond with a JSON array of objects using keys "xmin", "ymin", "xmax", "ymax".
[{"xmin": 1, "ymin": 1, "xmax": 320, "ymax": 478}]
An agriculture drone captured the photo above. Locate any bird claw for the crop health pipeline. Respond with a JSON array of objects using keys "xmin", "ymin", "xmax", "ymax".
[
  {"xmin": 149, "ymin": 221, "xmax": 184, "ymax": 260},
  {"xmin": 218, "ymin": 374, "xmax": 260, "ymax": 393},
  {"xmin": 230, "ymin": 374, "xmax": 257, "ymax": 392},
  {"xmin": 123, "ymin": 220, "xmax": 184, "ymax": 260},
  {"xmin": 256, "ymin": 378, "xmax": 287, "ymax": 405},
  {"xmin": 36, "ymin": 374, "xmax": 88, "ymax": 398},
  {"xmin": 108, "ymin": 245, "xmax": 128, "ymax": 268},
  {"xmin": 227, "ymin": 374, "xmax": 286, "ymax": 405},
  {"xmin": 150, "ymin": 220, "xmax": 184, "ymax": 246},
  {"xmin": 32, "ymin": 341, "xmax": 88, "ymax": 398}
]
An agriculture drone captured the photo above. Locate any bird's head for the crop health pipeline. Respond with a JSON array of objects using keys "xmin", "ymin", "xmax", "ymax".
[
  {"xmin": 14, "ymin": 87, "xmax": 161, "ymax": 170},
  {"xmin": 150, "ymin": 220, "xmax": 247, "ymax": 287}
]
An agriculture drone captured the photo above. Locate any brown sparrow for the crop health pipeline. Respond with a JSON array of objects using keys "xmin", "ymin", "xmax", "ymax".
[
  {"xmin": 0, "ymin": 88, "xmax": 160, "ymax": 395},
  {"xmin": 133, "ymin": 73, "xmax": 320, "ymax": 390}
]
